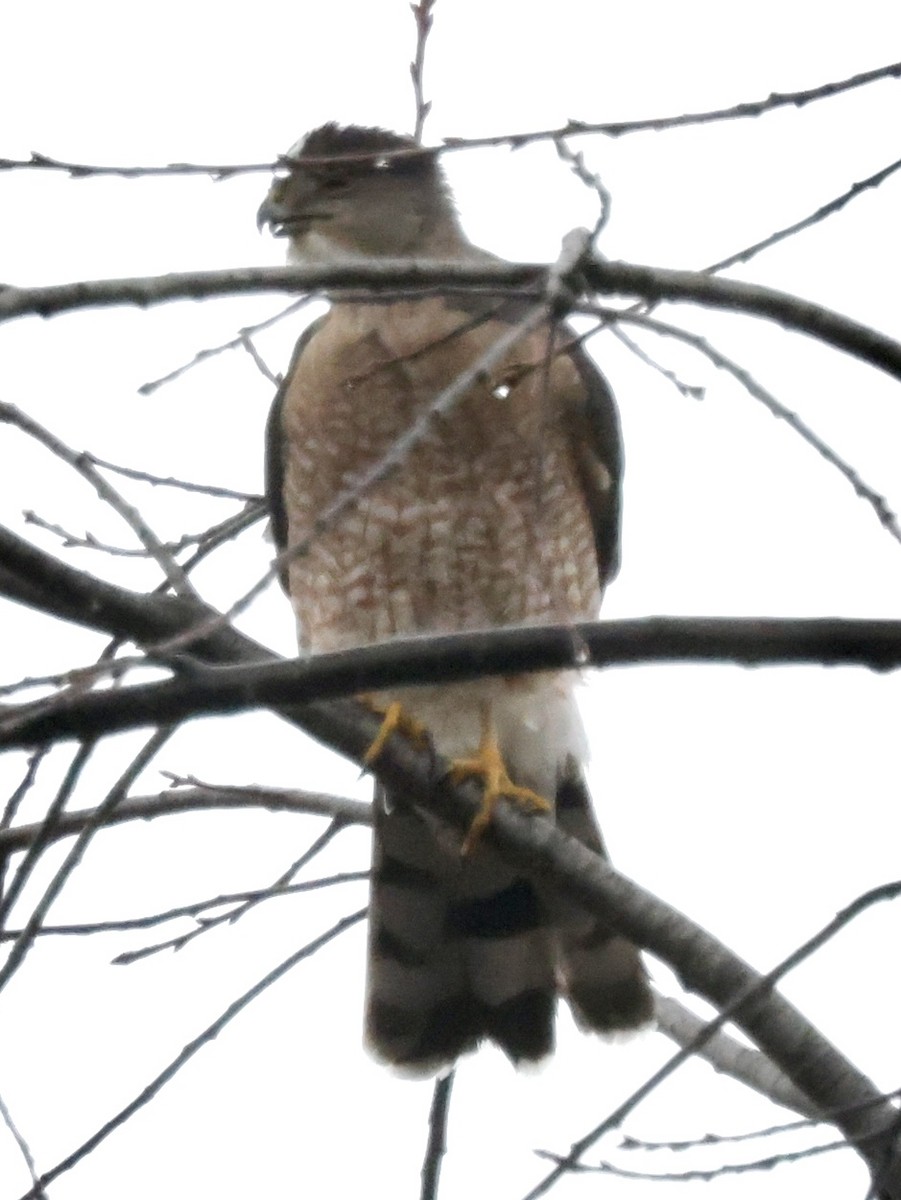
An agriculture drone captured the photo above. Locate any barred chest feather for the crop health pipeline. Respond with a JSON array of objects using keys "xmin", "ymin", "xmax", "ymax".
[{"xmin": 278, "ymin": 298, "xmax": 603, "ymax": 653}]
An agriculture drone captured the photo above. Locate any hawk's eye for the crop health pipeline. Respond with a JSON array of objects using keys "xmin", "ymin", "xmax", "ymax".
[{"xmin": 320, "ymin": 175, "xmax": 351, "ymax": 192}]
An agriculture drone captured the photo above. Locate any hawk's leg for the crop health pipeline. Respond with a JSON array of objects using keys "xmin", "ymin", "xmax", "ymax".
[
  {"xmin": 362, "ymin": 698, "xmax": 430, "ymax": 765},
  {"xmin": 450, "ymin": 702, "xmax": 552, "ymax": 855}
]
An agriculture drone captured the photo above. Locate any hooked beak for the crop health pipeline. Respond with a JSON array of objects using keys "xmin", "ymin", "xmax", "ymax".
[
  {"xmin": 256, "ymin": 195, "xmax": 285, "ymax": 235},
  {"xmin": 257, "ymin": 195, "xmax": 330, "ymax": 238}
]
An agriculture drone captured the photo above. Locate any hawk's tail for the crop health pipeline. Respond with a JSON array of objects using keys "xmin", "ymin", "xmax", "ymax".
[
  {"xmin": 549, "ymin": 762, "xmax": 655, "ymax": 1034},
  {"xmin": 364, "ymin": 769, "xmax": 652, "ymax": 1074},
  {"xmin": 365, "ymin": 789, "xmax": 557, "ymax": 1074}
]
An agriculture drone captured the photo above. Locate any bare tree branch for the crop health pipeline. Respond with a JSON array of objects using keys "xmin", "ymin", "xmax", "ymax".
[
  {"xmin": 705, "ymin": 154, "xmax": 901, "ymax": 273},
  {"xmin": 0, "ymin": 402, "xmax": 195, "ymax": 596},
  {"xmin": 3, "ymin": 58, "xmax": 898, "ymax": 180},
  {"xmin": 620, "ymin": 1087, "xmax": 901, "ymax": 1152},
  {"xmin": 596, "ymin": 308, "xmax": 901, "ymax": 547},
  {"xmin": 0, "ymin": 749, "xmax": 47, "ymax": 898},
  {"xmin": 14, "ymin": 908, "xmax": 367, "ymax": 1200},
  {"xmin": 410, "ymin": 0, "xmax": 436, "ymax": 142},
  {"xmin": 3, "ymin": 258, "xmax": 900, "ymax": 384},
  {"xmin": 0, "ymin": 785, "xmax": 371, "ymax": 854},
  {"xmin": 5, "ymin": 610, "xmax": 901, "ymax": 749},
  {"xmin": 137, "ymin": 298, "xmax": 312, "ymax": 396},
  {"xmin": 421, "ymin": 1070, "xmax": 455, "ymax": 1200},
  {"xmin": 79, "ymin": 451, "xmax": 261, "ymax": 501},
  {"xmin": 521, "ymin": 880, "xmax": 901, "ymax": 1199},
  {"xmin": 0, "ymin": 873, "xmax": 369, "ymax": 941},
  {"xmin": 553, "ymin": 138, "xmax": 612, "ymax": 240},
  {"xmin": 0, "ymin": 741, "xmax": 95, "ymax": 929},
  {"xmin": 442, "ymin": 60, "xmax": 901, "ymax": 145},
  {"xmin": 654, "ymin": 995, "xmax": 819, "ymax": 1118},
  {"xmin": 537, "ymin": 1136, "xmax": 847, "ymax": 1183},
  {"xmin": 23, "ymin": 503, "xmax": 260, "ymax": 562},
  {"xmin": 112, "ymin": 816, "xmax": 348, "ymax": 964},
  {"xmin": 0, "ymin": 1090, "xmax": 45, "ymax": 1199},
  {"xmin": 3, "ymin": 525, "xmax": 900, "ymax": 1188},
  {"xmin": 0, "ymin": 728, "xmax": 172, "ymax": 994}
]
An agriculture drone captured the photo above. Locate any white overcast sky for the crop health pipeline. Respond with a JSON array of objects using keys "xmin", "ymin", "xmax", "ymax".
[{"xmin": 1, "ymin": 3, "xmax": 901, "ymax": 1199}]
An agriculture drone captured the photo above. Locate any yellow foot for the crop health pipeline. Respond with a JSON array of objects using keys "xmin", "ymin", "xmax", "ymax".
[
  {"xmin": 450, "ymin": 707, "xmax": 551, "ymax": 855},
  {"xmin": 361, "ymin": 698, "xmax": 430, "ymax": 766}
]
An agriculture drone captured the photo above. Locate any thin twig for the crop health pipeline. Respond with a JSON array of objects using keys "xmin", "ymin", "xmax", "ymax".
[
  {"xmin": 23, "ymin": 503, "xmax": 259, "ymax": 561},
  {"xmin": 15, "ymin": 909, "xmax": 368, "ymax": 1200},
  {"xmin": 521, "ymin": 879, "xmax": 901, "ymax": 1200},
  {"xmin": 0, "ymin": 654, "xmax": 156, "ymax": 702},
  {"xmin": 597, "ymin": 307, "xmax": 901, "ymax": 548},
  {"xmin": 0, "ymin": 749, "xmax": 48, "ymax": 899},
  {"xmin": 0, "ymin": 728, "xmax": 172, "ymax": 994},
  {"xmin": 113, "ymin": 817, "xmax": 347, "ymax": 963},
  {"xmin": 610, "ymin": 326, "xmax": 705, "ymax": 399},
  {"xmin": 137, "ymin": 297, "xmax": 312, "ymax": 395},
  {"xmin": 81, "ymin": 450, "xmax": 262, "ymax": 501},
  {"xmin": 619, "ymin": 1085, "xmax": 901, "ymax": 1152},
  {"xmin": 0, "ymin": 785, "xmax": 371, "ymax": 855},
  {"xmin": 410, "ymin": 0, "xmax": 437, "ymax": 143},
  {"xmin": 442, "ymin": 60, "xmax": 901, "ymax": 146},
  {"xmin": 0, "ymin": 741, "xmax": 95, "ymax": 928},
  {"xmin": 1, "ymin": 60, "xmax": 897, "ymax": 179},
  {"xmin": 0, "ymin": 1090, "xmax": 45, "ymax": 1199},
  {"xmin": 0, "ymin": 499, "xmax": 263, "ymax": 704},
  {"xmin": 0, "ymin": 402, "xmax": 195, "ymax": 596},
  {"xmin": 705, "ymin": 154, "xmax": 901, "ymax": 274},
  {"xmin": 537, "ymin": 1137, "xmax": 848, "ymax": 1182},
  {"xmin": 421, "ymin": 1070, "xmax": 455, "ymax": 1200},
  {"xmin": 0, "ymin": 873, "xmax": 369, "ymax": 941},
  {"xmin": 238, "ymin": 332, "xmax": 282, "ymax": 386},
  {"xmin": 0, "ymin": 150, "xmax": 275, "ymax": 179},
  {"xmin": 149, "ymin": 301, "xmax": 549, "ymax": 654},
  {"xmin": 553, "ymin": 137, "xmax": 612, "ymax": 241}
]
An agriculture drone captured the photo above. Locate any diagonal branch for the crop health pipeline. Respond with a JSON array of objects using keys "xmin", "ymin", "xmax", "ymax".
[
  {"xmin": 705, "ymin": 154, "xmax": 901, "ymax": 273},
  {"xmin": 0, "ymin": 526, "xmax": 898, "ymax": 1191},
  {"xmin": 654, "ymin": 995, "xmax": 819, "ymax": 1118},
  {"xmin": 0, "ymin": 728, "xmax": 172, "ymax": 993},
  {"xmin": 599, "ymin": 309, "xmax": 901, "ymax": 546},
  {"xmin": 0, "ymin": 402, "xmax": 195, "ymax": 596},
  {"xmin": 14, "ymin": 909, "xmax": 367, "ymax": 1200}
]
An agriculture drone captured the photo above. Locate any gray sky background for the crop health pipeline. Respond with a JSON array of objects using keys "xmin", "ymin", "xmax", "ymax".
[{"xmin": 1, "ymin": 3, "xmax": 900, "ymax": 1198}]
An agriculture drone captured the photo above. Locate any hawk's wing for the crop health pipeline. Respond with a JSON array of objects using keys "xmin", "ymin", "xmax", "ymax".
[
  {"xmin": 265, "ymin": 316, "xmax": 326, "ymax": 604},
  {"xmin": 564, "ymin": 336, "xmax": 624, "ymax": 586}
]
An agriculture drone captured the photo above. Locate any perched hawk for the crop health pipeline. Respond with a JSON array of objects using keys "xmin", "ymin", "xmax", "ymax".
[{"xmin": 259, "ymin": 124, "xmax": 653, "ymax": 1073}]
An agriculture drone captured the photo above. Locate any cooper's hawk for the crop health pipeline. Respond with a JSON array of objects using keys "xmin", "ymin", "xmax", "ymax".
[{"xmin": 259, "ymin": 123, "xmax": 653, "ymax": 1073}]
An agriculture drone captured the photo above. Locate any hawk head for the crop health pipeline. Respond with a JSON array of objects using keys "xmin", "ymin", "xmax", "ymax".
[{"xmin": 257, "ymin": 123, "xmax": 462, "ymax": 262}]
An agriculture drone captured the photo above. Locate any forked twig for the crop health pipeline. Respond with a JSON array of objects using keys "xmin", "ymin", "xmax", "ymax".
[{"xmin": 14, "ymin": 909, "xmax": 367, "ymax": 1200}]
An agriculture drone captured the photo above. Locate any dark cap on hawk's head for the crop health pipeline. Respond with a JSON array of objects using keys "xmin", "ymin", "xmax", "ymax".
[{"xmin": 257, "ymin": 123, "xmax": 463, "ymax": 263}]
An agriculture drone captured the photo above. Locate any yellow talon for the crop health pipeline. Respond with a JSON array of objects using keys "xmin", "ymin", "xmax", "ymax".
[
  {"xmin": 362, "ymin": 698, "xmax": 430, "ymax": 765},
  {"xmin": 450, "ymin": 705, "xmax": 551, "ymax": 855}
]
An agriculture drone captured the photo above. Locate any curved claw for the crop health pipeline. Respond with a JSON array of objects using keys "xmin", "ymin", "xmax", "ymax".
[
  {"xmin": 362, "ymin": 698, "xmax": 430, "ymax": 765},
  {"xmin": 450, "ymin": 706, "xmax": 551, "ymax": 854}
]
